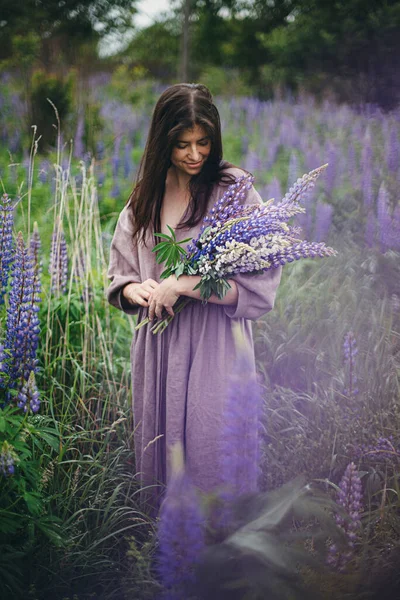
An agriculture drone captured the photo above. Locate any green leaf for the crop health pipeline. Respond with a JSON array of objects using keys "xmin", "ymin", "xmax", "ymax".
[
  {"xmin": 152, "ymin": 241, "xmax": 170, "ymax": 252},
  {"xmin": 0, "ymin": 414, "xmax": 5, "ymax": 432},
  {"xmin": 39, "ymin": 432, "xmax": 60, "ymax": 452},
  {"xmin": 154, "ymin": 232, "xmax": 173, "ymax": 240},
  {"xmin": 155, "ymin": 246, "xmax": 174, "ymax": 264},
  {"xmin": 175, "ymin": 263, "xmax": 185, "ymax": 278},
  {"xmin": 166, "ymin": 225, "xmax": 176, "ymax": 240},
  {"xmin": 23, "ymin": 491, "xmax": 43, "ymax": 516},
  {"xmin": 160, "ymin": 267, "xmax": 174, "ymax": 279}
]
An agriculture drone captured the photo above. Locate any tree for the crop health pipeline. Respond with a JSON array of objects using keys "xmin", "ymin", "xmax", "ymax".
[
  {"xmin": 0, "ymin": 0, "xmax": 139, "ymax": 67},
  {"xmin": 258, "ymin": 0, "xmax": 400, "ymax": 108}
]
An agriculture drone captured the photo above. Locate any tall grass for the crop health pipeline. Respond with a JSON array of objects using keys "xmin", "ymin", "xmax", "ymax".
[{"xmin": 1, "ymin": 125, "xmax": 161, "ymax": 599}]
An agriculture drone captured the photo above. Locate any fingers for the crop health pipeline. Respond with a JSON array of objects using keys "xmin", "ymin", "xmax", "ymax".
[
  {"xmin": 129, "ymin": 288, "xmax": 150, "ymax": 307},
  {"xmin": 143, "ymin": 278, "xmax": 159, "ymax": 291},
  {"xmin": 148, "ymin": 299, "xmax": 157, "ymax": 321},
  {"xmin": 165, "ymin": 306, "xmax": 175, "ymax": 317},
  {"xmin": 132, "ymin": 294, "xmax": 148, "ymax": 307},
  {"xmin": 148, "ymin": 302, "xmax": 174, "ymax": 320}
]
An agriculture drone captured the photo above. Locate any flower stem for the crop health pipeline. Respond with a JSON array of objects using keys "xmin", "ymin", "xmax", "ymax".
[{"xmin": 134, "ymin": 298, "xmax": 193, "ymax": 334}]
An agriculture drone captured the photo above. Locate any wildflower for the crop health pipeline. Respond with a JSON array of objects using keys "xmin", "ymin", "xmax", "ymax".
[
  {"xmin": 315, "ymin": 201, "xmax": 333, "ymax": 242},
  {"xmin": 0, "ymin": 192, "xmax": 16, "ymax": 305},
  {"xmin": 155, "ymin": 442, "xmax": 205, "ymax": 599},
  {"xmin": 17, "ymin": 370, "xmax": 40, "ymax": 413},
  {"xmin": 343, "ymin": 331, "xmax": 358, "ymax": 397},
  {"xmin": 3, "ymin": 232, "xmax": 41, "ymax": 394},
  {"xmin": 355, "ymin": 435, "xmax": 400, "ymax": 465},
  {"xmin": 0, "ymin": 441, "xmax": 18, "ymax": 476},
  {"xmin": 327, "ymin": 462, "xmax": 362, "ymax": 571}
]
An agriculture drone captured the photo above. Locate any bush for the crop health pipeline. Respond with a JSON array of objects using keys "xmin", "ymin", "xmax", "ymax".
[{"xmin": 30, "ymin": 69, "xmax": 76, "ymax": 152}]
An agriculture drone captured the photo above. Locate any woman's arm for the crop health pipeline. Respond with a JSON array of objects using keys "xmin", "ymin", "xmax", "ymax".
[
  {"xmin": 147, "ymin": 274, "xmax": 238, "ymax": 320},
  {"xmin": 175, "ymin": 274, "xmax": 238, "ymax": 306}
]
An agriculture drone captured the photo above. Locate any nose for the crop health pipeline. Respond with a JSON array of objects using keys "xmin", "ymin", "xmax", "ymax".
[{"xmin": 188, "ymin": 145, "xmax": 201, "ymax": 162}]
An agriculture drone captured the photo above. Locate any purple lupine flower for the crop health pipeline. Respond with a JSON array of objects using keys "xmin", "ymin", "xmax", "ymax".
[
  {"xmin": 343, "ymin": 331, "xmax": 358, "ymax": 397},
  {"xmin": 17, "ymin": 370, "xmax": 40, "ymax": 413},
  {"xmin": 377, "ymin": 181, "xmax": 392, "ymax": 252},
  {"xmin": 287, "ymin": 150, "xmax": 299, "ymax": 190},
  {"xmin": 219, "ymin": 332, "xmax": 263, "ymax": 503},
  {"xmin": 155, "ymin": 442, "xmax": 205, "ymax": 599},
  {"xmin": 365, "ymin": 210, "xmax": 376, "ymax": 248},
  {"xmin": 0, "ymin": 343, "xmax": 10, "ymax": 389},
  {"xmin": 5, "ymin": 232, "xmax": 41, "ymax": 390},
  {"xmin": 110, "ymin": 181, "xmax": 121, "ymax": 198},
  {"xmin": 266, "ymin": 177, "xmax": 282, "ymax": 207},
  {"xmin": 0, "ymin": 441, "xmax": 17, "ymax": 476},
  {"xmin": 324, "ymin": 142, "xmax": 337, "ymax": 197},
  {"xmin": 111, "ymin": 137, "xmax": 121, "ymax": 178},
  {"xmin": 96, "ymin": 140, "xmax": 105, "ymax": 161},
  {"xmin": 327, "ymin": 462, "xmax": 362, "ymax": 571},
  {"xmin": 241, "ymin": 134, "xmax": 249, "ymax": 156},
  {"xmin": 361, "ymin": 129, "xmax": 373, "ymax": 210},
  {"xmin": 146, "ymin": 166, "xmax": 336, "ymax": 334},
  {"xmin": 280, "ymin": 163, "xmax": 327, "ymax": 206},
  {"xmin": 386, "ymin": 128, "xmax": 399, "ymax": 175},
  {"xmin": 124, "ymin": 141, "xmax": 133, "ymax": 179},
  {"xmin": 0, "ymin": 193, "xmax": 16, "ymax": 305},
  {"xmin": 49, "ymin": 221, "xmax": 68, "ymax": 294},
  {"xmin": 354, "ymin": 436, "xmax": 400, "ymax": 465},
  {"xmin": 347, "ymin": 142, "xmax": 357, "ymax": 181},
  {"xmin": 314, "ymin": 201, "xmax": 333, "ymax": 242}
]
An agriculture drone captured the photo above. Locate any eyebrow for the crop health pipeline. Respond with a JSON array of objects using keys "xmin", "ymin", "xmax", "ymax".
[{"xmin": 176, "ymin": 136, "xmax": 210, "ymax": 143}]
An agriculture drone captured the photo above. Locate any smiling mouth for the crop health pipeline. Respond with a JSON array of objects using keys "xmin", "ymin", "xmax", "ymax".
[{"xmin": 185, "ymin": 160, "xmax": 203, "ymax": 167}]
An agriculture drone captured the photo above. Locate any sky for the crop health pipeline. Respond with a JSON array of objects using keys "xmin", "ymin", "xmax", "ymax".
[
  {"xmin": 135, "ymin": 0, "xmax": 171, "ymax": 28},
  {"xmin": 98, "ymin": 0, "xmax": 172, "ymax": 57}
]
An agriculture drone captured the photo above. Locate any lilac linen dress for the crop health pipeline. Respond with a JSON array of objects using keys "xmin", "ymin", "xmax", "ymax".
[{"xmin": 106, "ymin": 167, "xmax": 282, "ymax": 514}]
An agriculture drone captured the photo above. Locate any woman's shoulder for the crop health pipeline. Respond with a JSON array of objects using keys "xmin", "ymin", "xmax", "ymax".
[{"xmin": 116, "ymin": 201, "xmax": 136, "ymax": 233}]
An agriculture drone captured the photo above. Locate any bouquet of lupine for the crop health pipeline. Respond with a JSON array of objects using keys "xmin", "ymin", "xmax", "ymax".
[{"xmin": 136, "ymin": 164, "xmax": 337, "ymax": 334}]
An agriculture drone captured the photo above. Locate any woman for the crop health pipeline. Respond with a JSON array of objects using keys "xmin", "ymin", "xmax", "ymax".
[{"xmin": 106, "ymin": 83, "xmax": 282, "ymax": 515}]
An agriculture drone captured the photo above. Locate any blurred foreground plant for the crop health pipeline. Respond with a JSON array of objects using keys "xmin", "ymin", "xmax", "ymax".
[{"xmin": 155, "ymin": 440, "xmax": 346, "ymax": 600}]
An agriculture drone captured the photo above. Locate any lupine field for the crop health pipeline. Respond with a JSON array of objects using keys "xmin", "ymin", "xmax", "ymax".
[{"xmin": 1, "ymin": 70, "xmax": 400, "ymax": 600}]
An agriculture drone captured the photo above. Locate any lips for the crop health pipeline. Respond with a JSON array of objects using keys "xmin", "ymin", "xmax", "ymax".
[{"xmin": 185, "ymin": 160, "xmax": 203, "ymax": 167}]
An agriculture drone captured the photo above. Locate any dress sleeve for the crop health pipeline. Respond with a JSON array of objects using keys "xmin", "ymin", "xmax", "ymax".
[
  {"xmin": 223, "ymin": 184, "xmax": 282, "ymax": 321},
  {"xmin": 105, "ymin": 205, "xmax": 142, "ymax": 316}
]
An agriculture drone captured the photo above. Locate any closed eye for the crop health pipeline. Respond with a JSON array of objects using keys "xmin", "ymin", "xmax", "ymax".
[{"xmin": 176, "ymin": 137, "xmax": 210, "ymax": 149}]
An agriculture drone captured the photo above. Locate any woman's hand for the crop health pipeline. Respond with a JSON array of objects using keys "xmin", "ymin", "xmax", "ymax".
[
  {"xmin": 122, "ymin": 279, "xmax": 159, "ymax": 308},
  {"xmin": 148, "ymin": 275, "xmax": 180, "ymax": 320}
]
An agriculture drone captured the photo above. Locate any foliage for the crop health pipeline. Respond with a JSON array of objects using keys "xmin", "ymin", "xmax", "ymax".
[
  {"xmin": 197, "ymin": 66, "xmax": 252, "ymax": 98},
  {"xmin": 30, "ymin": 70, "xmax": 76, "ymax": 152},
  {"xmin": 120, "ymin": 20, "xmax": 180, "ymax": 81},
  {"xmin": 257, "ymin": 0, "xmax": 400, "ymax": 108},
  {"xmin": 0, "ymin": 403, "xmax": 64, "ymax": 599},
  {"xmin": 0, "ymin": 0, "xmax": 139, "ymax": 59}
]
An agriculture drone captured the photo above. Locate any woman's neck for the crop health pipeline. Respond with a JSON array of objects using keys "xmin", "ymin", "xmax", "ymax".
[{"xmin": 167, "ymin": 165, "xmax": 191, "ymax": 192}]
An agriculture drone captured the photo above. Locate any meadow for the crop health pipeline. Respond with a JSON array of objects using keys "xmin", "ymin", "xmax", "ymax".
[{"xmin": 1, "ymin": 71, "xmax": 400, "ymax": 599}]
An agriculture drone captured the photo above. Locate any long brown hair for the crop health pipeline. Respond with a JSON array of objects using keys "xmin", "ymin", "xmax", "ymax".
[{"xmin": 126, "ymin": 83, "xmax": 236, "ymax": 243}]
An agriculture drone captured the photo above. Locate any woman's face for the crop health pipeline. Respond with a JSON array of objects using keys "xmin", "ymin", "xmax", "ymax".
[{"xmin": 170, "ymin": 123, "xmax": 211, "ymax": 178}]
